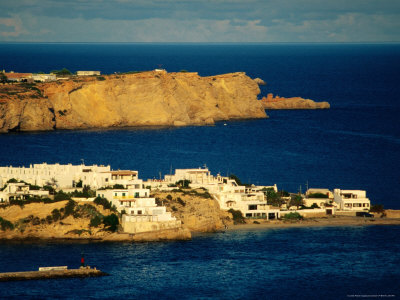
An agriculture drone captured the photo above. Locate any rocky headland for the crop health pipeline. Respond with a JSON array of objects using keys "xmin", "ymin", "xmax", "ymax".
[
  {"xmin": 0, "ymin": 189, "xmax": 231, "ymax": 242},
  {"xmin": 261, "ymin": 93, "xmax": 330, "ymax": 110},
  {"xmin": 0, "ymin": 71, "xmax": 267, "ymax": 133}
]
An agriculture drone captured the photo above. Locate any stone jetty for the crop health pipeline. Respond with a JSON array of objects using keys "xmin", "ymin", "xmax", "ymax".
[{"xmin": 0, "ymin": 266, "xmax": 108, "ymax": 281}]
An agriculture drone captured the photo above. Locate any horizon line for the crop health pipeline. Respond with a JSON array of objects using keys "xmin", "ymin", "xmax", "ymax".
[{"xmin": 0, "ymin": 41, "xmax": 399, "ymax": 45}]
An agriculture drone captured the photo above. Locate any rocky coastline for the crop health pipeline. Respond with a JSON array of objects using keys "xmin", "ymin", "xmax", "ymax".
[
  {"xmin": 1, "ymin": 198, "xmax": 399, "ymax": 243},
  {"xmin": 0, "ymin": 70, "xmax": 334, "ymax": 133},
  {"xmin": 0, "ymin": 71, "xmax": 267, "ymax": 133},
  {"xmin": 261, "ymin": 93, "xmax": 330, "ymax": 109}
]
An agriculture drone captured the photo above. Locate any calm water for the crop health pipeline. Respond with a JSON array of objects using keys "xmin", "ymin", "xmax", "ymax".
[
  {"xmin": 1, "ymin": 226, "xmax": 400, "ymax": 299},
  {"xmin": 0, "ymin": 44, "xmax": 399, "ymax": 298}
]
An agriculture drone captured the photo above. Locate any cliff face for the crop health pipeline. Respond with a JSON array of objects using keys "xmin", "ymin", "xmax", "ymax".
[
  {"xmin": 261, "ymin": 93, "xmax": 330, "ymax": 110},
  {"xmin": 153, "ymin": 190, "xmax": 232, "ymax": 233},
  {"xmin": 0, "ymin": 71, "xmax": 267, "ymax": 133}
]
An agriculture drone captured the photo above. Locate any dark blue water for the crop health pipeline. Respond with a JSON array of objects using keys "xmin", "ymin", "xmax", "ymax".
[
  {"xmin": 0, "ymin": 44, "xmax": 399, "ymax": 299},
  {"xmin": 1, "ymin": 43, "xmax": 399, "ymax": 208},
  {"xmin": 1, "ymin": 226, "xmax": 400, "ymax": 299}
]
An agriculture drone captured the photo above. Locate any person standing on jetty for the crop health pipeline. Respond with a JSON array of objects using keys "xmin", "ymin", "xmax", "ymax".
[{"xmin": 81, "ymin": 253, "xmax": 85, "ymax": 268}]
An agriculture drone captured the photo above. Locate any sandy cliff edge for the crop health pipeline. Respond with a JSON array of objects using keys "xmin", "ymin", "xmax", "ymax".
[{"xmin": 0, "ymin": 71, "xmax": 267, "ymax": 133}]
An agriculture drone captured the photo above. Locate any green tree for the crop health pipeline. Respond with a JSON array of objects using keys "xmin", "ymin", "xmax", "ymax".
[
  {"xmin": 289, "ymin": 195, "xmax": 303, "ymax": 209},
  {"xmin": 112, "ymin": 184, "xmax": 125, "ymax": 189},
  {"xmin": 263, "ymin": 187, "xmax": 285, "ymax": 208},
  {"xmin": 310, "ymin": 203, "xmax": 320, "ymax": 209},
  {"xmin": 75, "ymin": 180, "xmax": 83, "ymax": 188},
  {"xmin": 228, "ymin": 209, "xmax": 246, "ymax": 224},
  {"xmin": 46, "ymin": 177, "xmax": 58, "ymax": 188},
  {"xmin": 54, "ymin": 190, "xmax": 71, "ymax": 202},
  {"xmin": 0, "ymin": 216, "xmax": 14, "ymax": 231},
  {"xmin": 90, "ymin": 215, "xmax": 103, "ymax": 227},
  {"xmin": 283, "ymin": 212, "xmax": 303, "ymax": 220},
  {"xmin": 103, "ymin": 213, "xmax": 119, "ymax": 232},
  {"xmin": 176, "ymin": 180, "xmax": 191, "ymax": 188},
  {"xmin": 370, "ymin": 204, "xmax": 384, "ymax": 213},
  {"xmin": 94, "ymin": 196, "xmax": 112, "ymax": 210},
  {"xmin": 0, "ymin": 72, "xmax": 7, "ymax": 83},
  {"xmin": 50, "ymin": 68, "xmax": 72, "ymax": 76}
]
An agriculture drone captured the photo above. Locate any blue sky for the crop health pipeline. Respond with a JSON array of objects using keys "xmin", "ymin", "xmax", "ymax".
[{"xmin": 0, "ymin": 0, "xmax": 399, "ymax": 42}]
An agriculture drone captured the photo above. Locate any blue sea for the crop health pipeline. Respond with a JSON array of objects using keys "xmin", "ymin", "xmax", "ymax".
[{"xmin": 0, "ymin": 43, "xmax": 399, "ymax": 299}]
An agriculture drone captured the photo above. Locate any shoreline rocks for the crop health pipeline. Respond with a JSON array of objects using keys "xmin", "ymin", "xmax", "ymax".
[{"xmin": 261, "ymin": 93, "xmax": 330, "ymax": 110}]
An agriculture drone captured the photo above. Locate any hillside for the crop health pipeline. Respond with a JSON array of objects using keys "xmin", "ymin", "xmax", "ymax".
[
  {"xmin": 0, "ymin": 71, "xmax": 267, "ymax": 132},
  {"xmin": 0, "ymin": 199, "xmax": 191, "ymax": 241},
  {"xmin": 153, "ymin": 189, "xmax": 232, "ymax": 232},
  {"xmin": 0, "ymin": 189, "xmax": 233, "ymax": 241}
]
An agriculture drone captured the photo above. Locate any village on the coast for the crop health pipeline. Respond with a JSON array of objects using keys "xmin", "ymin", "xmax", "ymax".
[{"xmin": 0, "ymin": 162, "xmax": 378, "ymax": 235}]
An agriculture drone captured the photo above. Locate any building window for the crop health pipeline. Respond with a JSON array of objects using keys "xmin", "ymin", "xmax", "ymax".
[
  {"xmin": 248, "ymin": 205, "xmax": 257, "ymax": 210},
  {"xmin": 246, "ymin": 213, "xmax": 252, "ymax": 217},
  {"xmin": 122, "ymin": 193, "xmax": 126, "ymax": 197},
  {"xmin": 138, "ymin": 210, "xmax": 142, "ymax": 215}
]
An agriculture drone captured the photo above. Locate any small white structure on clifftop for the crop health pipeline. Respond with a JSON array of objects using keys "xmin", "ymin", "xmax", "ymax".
[
  {"xmin": 32, "ymin": 73, "xmax": 56, "ymax": 82},
  {"xmin": 76, "ymin": 71, "xmax": 101, "ymax": 76}
]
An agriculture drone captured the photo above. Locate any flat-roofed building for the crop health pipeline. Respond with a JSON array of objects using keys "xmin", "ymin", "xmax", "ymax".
[
  {"xmin": 77, "ymin": 71, "xmax": 100, "ymax": 76},
  {"xmin": 333, "ymin": 189, "xmax": 371, "ymax": 211},
  {"xmin": 32, "ymin": 74, "xmax": 56, "ymax": 82}
]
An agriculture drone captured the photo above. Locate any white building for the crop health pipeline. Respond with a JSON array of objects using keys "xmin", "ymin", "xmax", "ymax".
[
  {"xmin": 165, "ymin": 168, "xmax": 280, "ymax": 219},
  {"xmin": 0, "ymin": 182, "xmax": 49, "ymax": 202},
  {"xmin": 164, "ymin": 167, "xmax": 222, "ymax": 186},
  {"xmin": 333, "ymin": 189, "xmax": 371, "ymax": 211},
  {"xmin": 32, "ymin": 74, "xmax": 56, "ymax": 82},
  {"xmin": 212, "ymin": 178, "xmax": 280, "ymax": 220},
  {"xmin": 304, "ymin": 188, "xmax": 334, "ymax": 208},
  {"xmin": 0, "ymin": 163, "xmax": 111, "ymax": 190},
  {"xmin": 76, "ymin": 71, "xmax": 101, "ymax": 76},
  {"xmin": 96, "ymin": 185, "xmax": 180, "ymax": 234}
]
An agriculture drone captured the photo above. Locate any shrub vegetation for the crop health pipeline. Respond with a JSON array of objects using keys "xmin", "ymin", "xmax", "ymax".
[
  {"xmin": 283, "ymin": 212, "xmax": 303, "ymax": 220},
  {"xmin": 228, "ymin": 209, "xmax": 246, "ymax": 224}
]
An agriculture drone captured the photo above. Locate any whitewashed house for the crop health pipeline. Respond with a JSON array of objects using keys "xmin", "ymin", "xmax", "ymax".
[
  {"xmin": 96, "ymin": 183, "xmax": 180, "ymax": 234},
  {"xmin": 164, "ymin": 167, "xmax": 222, "ymax": 186},
  {"xmin": 0, "ymin": 182, "xmax": 49, "ymax": 202},
  {"xmin": 32, "ymin": 74, "xmax": 56, "ymax": 82},
  {"xmin": 304, "ymin": 188, "xmax": 334, "ymax": 208},
  {"xmin": 76, "ymin": 71, "xmax": 101, "ymax": 76},
  {"xmin": 164, "ymin": 168, "xmax": 280, "ymax": 219},
  {"xmin": 212, "ymin": 178, "xmax": 280, "ymax": 219},
  {"xmin": 0, "ymin": 163, "xmax": 111, "ymax": 190},
  {"xmin": 333, "ymin": 189, "xmax": 371, "ymax": 211}
]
